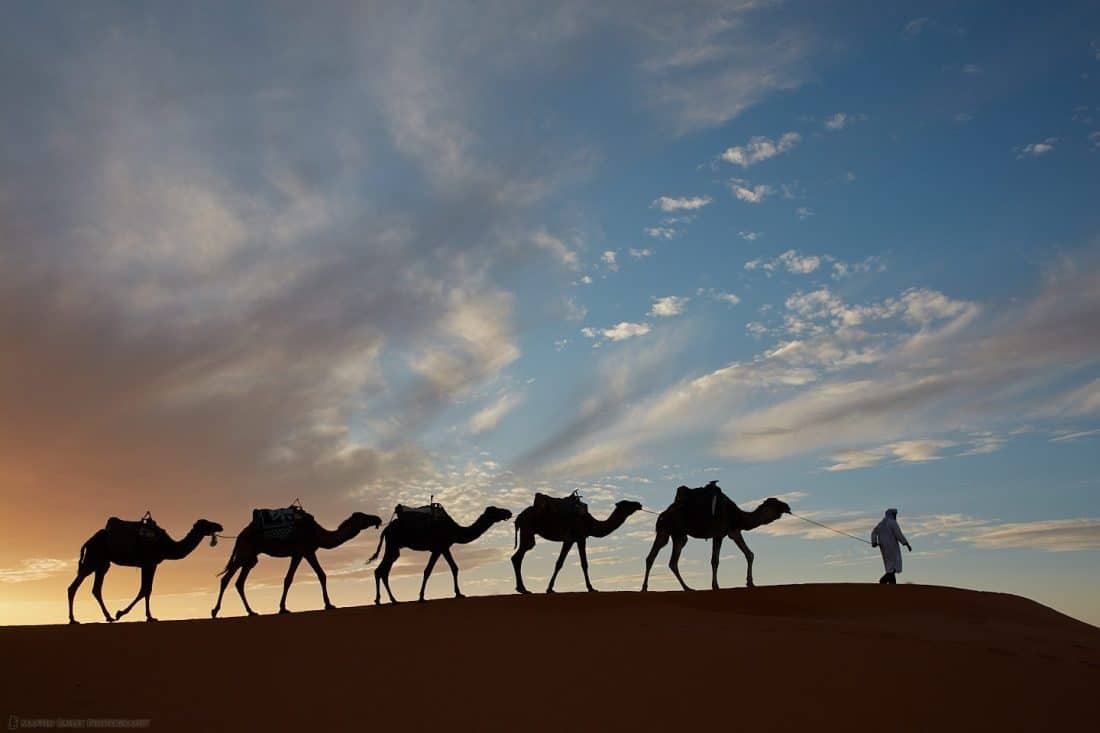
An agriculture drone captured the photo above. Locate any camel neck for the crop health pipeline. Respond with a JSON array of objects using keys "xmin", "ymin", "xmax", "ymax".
[
  {"xmin": 454, "ymin": 513, "xmax": 495, "ymax": 544},
  {"xmin": 588, "ymin": 506, "xmax": 631, "ymax": 538},
  {"xmin": 316, "ymin": 519, "xmax": 359, "ymax": 550},
  {"xmin": 163, "ymin": 527, "xmax": 205, "ymax": 560}
]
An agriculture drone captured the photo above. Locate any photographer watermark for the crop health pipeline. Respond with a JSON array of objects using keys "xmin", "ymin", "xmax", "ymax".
[{"xmin": 8, "ymin": 717, "xmax": 150, "ymax": 729}]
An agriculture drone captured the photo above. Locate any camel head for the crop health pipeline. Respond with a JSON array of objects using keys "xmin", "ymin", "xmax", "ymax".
[
  {"xmin": 615, "ymin": 500, "xmax": 644, "ymax": 516},
  {"xmin": 757, "ymin": 498, "xmax": 791, "ymax": 523},
  {"xmin": 194, "ymin": 519, "xmax": 224, "ymax": 537},
  {"xmin": 483, "ymin": 506, "xmax": 513, "ymax": 523},
  {"xmin": 347, "ymin": 512, "xmax": 384, "ymax": 532}
]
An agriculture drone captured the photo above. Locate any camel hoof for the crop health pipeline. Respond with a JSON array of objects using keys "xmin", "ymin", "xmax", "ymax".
[
  {"xmin": 146, "ymin": 617, "xmax": 158, "ymax": 622},
  {"xmin": 455, "ymin": 593, "xmax": 466, "ymax": 599},
  {"xmin": 210, "ymin": 609, "xmax": 218, "ymax": 619},
  {"xmin": 247, "ymin": 610, "xmax": 259, "ymax": 617},
  {"xmin": 278, "ymin": 608, "xmax": 290, "ymax": 615},
  {"xmin": 69, "ymin": 619, "xmax": 79, "ymax": 625},
  {"xmin": 417, "ymin": 597, "xmax": 426, "ymax": 604},
  {"xmin": 324, "ymin": 604, "xmax": 337, "ymax": 611},
  {"xmin": 545, "ymin": 588, "xmax": 556, "ymax": 595},
  {"xmin": 516, "ymin": 588, "xmax": 530, "ymax": 595},
  {"xmin": 114, "ymin": 610, "xmax": 124, "ymax": 620},
  {"xmin": 587, "ymin": 587, "xmax": 599, "ymax": 593}
]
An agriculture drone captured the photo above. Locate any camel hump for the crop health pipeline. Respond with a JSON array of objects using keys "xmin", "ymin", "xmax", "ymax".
[{"xmin": 533, "ymin": 491, "xmax": 589, "ymax": 517}]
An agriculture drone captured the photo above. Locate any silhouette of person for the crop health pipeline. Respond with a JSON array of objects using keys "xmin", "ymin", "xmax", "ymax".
[{"xmin": 871, "ymin": 508, "xmax": 911, "ymax": 584}]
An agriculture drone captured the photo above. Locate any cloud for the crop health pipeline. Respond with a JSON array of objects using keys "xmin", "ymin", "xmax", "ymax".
[
  {"xmin": 1089, "ymin": 131, "xmax": 1100, "ymax": 152},
  {"xmin": 650, "ymin": 296, "xmax": 689, "ymax": 317},
  {"xmin": 601, "ymin": 251, "xmax": 619, "ymax": 270},
  {"xmin": 824, "ymin": 113, "xmax": 866, "ymax": 131},
  {"xmin": 730, "ymin": 180, "xmax": 775, "ymax": 204},
  {"xmin": 739, "ymin": 231, "xmax": 762, "ymax": 241},
  {"xmin": 629, "ymin": 248, "xmax": 653, "ymax": 259},
  {"xmin": 700, "ymin": 289, "xmax": 741, "ymax": 306},
  {"xmin": 582, "ymin": 321, "xmax": 652, "ymax": 344},
  {"xmin": 720, "ymin": 132, "xmax": 801, "ymax": 167},
  {"xmin": 533, "ymin": 231, "xmax": 581, "ymax": 269},
  {"xmin": 823, "ymin": 439, "xmax": 956, "ymax": 470},
  {"xmin": 0, "ymin": 558, "xmax": 70, "ymax": 584},
  {"xmin": 468, "ymin": 392, "xmax": 524, "ymax": 435},
  {"xmin": 832, "ymin": 256, "xmax": 884, "ymax": 279},
  {"xmin": 796, "ymin": 206, "xmax": 814, "ymax": 219},
  {"xmin": 745, "ymin": 250, "xmax": 823, "ymax": 275},
  {"xmin": 644, "ymin": 226, "xmax": 676, "ymax": 239},
  {"xmin": 1016, "ymin": 138, "xmax": 1057, "ymax": 158},
  {"xmin": 652, "ymin": 195, "xmax": 712, "ymax": 212},
  {"xmin": 902, "ymin": 17, "xmax": 930, "ymax": 38},
  {"xmin": 1049, "ymin": 428, "xmax": 1100, "ymax": 443},
  {"xmin": 963, "ymin": 519, "xmax": 1100, "ymax": 552}
]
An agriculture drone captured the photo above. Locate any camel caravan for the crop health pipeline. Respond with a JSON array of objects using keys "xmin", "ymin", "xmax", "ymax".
[{"xmin": 66, "ymin": 481, "xmax": 790, "ymax": 624}]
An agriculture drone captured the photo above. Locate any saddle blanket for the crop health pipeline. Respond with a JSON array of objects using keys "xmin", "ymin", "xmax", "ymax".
[{"xmin": 253, "ymin": 506, "xmax": 310, "ymax": 540}]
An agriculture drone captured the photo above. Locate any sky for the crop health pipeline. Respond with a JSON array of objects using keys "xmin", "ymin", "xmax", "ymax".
[{"xmin": 2, "ymin": 0, "xmax": 1099, "ymax": 627}]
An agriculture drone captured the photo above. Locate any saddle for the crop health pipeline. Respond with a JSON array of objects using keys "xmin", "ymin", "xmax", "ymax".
[
  {"xmin": 252, "ymin": 505, "xmax": 313, "ymax": 540},
  {"xmin": 106, "ymin": 512, "xmax": 165, "ymax": 545},
  {"xmin": 674, "ymin": 481, "xmax": 725, "ymax": 518},
  {"xmin": 533, "ymin": 490, "xmax": 589, "ymax": 517},
  {"xmin": 395, "ymin": 503, "xmax": 451, "ymax": 530}
]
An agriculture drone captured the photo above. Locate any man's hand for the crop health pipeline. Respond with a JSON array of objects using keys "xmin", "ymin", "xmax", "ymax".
[
  {"xmin": 905, "ymin": 543, "xmax": 912, "ymax": 552},
  {"xmin": 871, "ymin": 541, "xmax": 878, "ymax": 548}
]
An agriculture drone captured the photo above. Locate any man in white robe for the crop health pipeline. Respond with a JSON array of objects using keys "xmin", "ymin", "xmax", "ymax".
[{"xmin": 871, "ymin": 508, "xmax": 911, "ymax": 584}]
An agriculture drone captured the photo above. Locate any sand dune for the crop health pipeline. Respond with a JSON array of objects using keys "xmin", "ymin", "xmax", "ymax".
[{"xmin": 3, "ymin": 584, "xmax": 1097, "ymax": 732}]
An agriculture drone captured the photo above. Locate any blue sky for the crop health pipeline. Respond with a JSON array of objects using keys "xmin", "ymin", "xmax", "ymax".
[{"xmin": 1, "ymin": 1, "xmax": 1099, "ymax": 625}]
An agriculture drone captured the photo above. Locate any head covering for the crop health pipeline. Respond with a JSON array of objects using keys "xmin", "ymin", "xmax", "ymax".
[{"xmin": 886, "ymin": 508, "xmax": 898, "ymax": 518}]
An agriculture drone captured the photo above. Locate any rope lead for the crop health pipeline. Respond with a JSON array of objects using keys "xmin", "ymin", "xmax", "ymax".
[{"xmin": 789, "ymin": 512, "xmax": 873, "ymax": 545}]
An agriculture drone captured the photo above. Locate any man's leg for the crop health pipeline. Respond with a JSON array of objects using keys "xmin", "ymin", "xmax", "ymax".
[
  {"xmin": 879, "ymin": 572, "xmax": 890, "ymax": 584},
  {"xmin": 886, "ymin": 572, "xmax": 896, "ymax": 584}
]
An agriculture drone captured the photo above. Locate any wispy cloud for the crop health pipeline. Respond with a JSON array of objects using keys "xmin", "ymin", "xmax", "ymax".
[
  {"xmin": 649, "ymin": 296, "xmax": 689, "ymax": 318},
  {"xmin": 1016, "ymin": 138, "xmax": 1057, "ymax": 158},
  {"xmin": 730, "ymin": 179, "xmax": 775, "ymax": 204},
  {"xmin": 652, "ymin": 195, "xmax": 712, "ymax": 212},
  {"xmin": 582, "ymin": 321, "xmax": 652, "ymax": 345},
  {"xmin": 0, "ymin": 558, "xmax": 69, "ymax": 584},
  {"xmin": 720, "ymin": 132, "xmax": 801, "ymax": 167}
]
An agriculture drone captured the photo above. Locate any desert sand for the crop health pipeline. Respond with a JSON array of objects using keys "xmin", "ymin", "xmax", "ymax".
[{"xmin": 3, "ymin": 584, "xmax": 1098, "ymax": 732}]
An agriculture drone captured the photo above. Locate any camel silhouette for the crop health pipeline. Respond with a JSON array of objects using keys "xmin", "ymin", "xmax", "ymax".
[
  {"xmin": 366, "ymin": 504, "xmax": 512, "ymax": 604},
  {"xmin": 67, "ymin": 517, "xmax": 223, "ymax": 624},
  {"xmin": 642, "ymin": 482, "xmax": 790, "ymax": 591},
  {"xmin": 511, "ymin": 495, "xmax": 642, "ymax": 594},
  {"xmin": 211, "ymin": 511, "xmax": 382, "ymax": 617}
]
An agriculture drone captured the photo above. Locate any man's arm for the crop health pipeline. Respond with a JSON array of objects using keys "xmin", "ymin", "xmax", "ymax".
[{"xmin": 893, "ymin": 522, "xmax": 911, "ymax": 550}]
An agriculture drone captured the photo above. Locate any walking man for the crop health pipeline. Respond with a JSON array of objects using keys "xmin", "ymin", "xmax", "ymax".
[{"xmin": 871, "ymin": 508, "xmax": 911, "ymax": 584}]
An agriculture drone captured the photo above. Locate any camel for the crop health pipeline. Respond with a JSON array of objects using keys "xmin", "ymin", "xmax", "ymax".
[
  {"xmin": 641, "ymin": 482, "xmax": 790, "ymax": 592},
  {"xmin": 67, "ymin": 517, "xmax": 223, "ymax": 624},
  {"xmin": 511, "ymin": 496, "xmax": 643, "ymax": 594},
  {"xmin": 211, "ymin": 510, "xmax": 382, "ymax": 617},
  {"xmin": 366, "ymin": 504, "xmax": 512, "ymax": 604}
]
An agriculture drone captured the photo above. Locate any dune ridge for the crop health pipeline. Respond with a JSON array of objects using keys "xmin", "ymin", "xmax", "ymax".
[{"xmin": 3, "ymin": 584, "xmax": 1097, "ymax": 732}]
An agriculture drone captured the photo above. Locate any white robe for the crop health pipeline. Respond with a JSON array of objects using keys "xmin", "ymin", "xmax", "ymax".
[{"xmin": 871, "ymin": 511, "xmax": 908, "ymax": 574}]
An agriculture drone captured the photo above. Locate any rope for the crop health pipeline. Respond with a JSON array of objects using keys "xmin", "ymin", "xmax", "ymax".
[
  {"xmin": 639, "ymin": 507, "xmax": 660, "ymax": 516},
  {"xmin": 789, "ymin": 512, "xmax": 872, "ymax": 545}
]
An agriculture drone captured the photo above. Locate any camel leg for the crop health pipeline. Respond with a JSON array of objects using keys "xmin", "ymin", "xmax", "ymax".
[
  {"xmin": 418, "ymin": 551, "xmax": 441, "ymax": 603},
  {"xmin": 142, "ymin": 566, "xmax": 158, "ymax": 621},
  {"xmin": 442, "ymin": 548, "xmax": 464, "ymax": 598},
  {"xmin": 115, "ymin": 565, "xmax": 154, "ymax": 621},
  {"xmin": 304, "ymin": 552, "xmax": 335, "ymax": 610},
  {"xmin": 642, "ymin": 529, "xmax": 670, "ymax": 592},
  {"xmin": 546, "ymin": 540, "xmax": 574, "ymax": 594},
  {"xmin": 67, "ymin": 564, "xmax": 94, "ymax": 624},
  {"xmin": 91, "ymin": 566, "xmax": 114, "ymax": 623},
  {"xmin": 511, "ymin": 527, "xmax": 536, "ymax": 594},
  {"xmin": 278, "ymin": 555, "xmax": 302, "ymax": 614},
  {"xmin": 577, "ymin": 538, "xmax": 597, "ymax": 592},
  {"xmin": 235, "ymin": 561, "xmax": 259, "ymax": 616},
  {"xmin": 669, "ymin": 534, "xmax": 693, "ymax": 591},
  {"xmin": 375, "ymin": 546, "xmax": 400, "ymax": 605},
  {"xmin": 211, "ymin": 560, "xmax": 240, "ymax": 618},
  {"xmin": 710, "ymin": 535, "xmax": 724, "ymax": 591},
  {"xmin": 730, "ymin": 530, "xmax": 755, "ymax": 587}
]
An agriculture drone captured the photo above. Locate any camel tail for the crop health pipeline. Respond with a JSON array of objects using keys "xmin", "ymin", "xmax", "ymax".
[{"xmin": 365, "ymin": 524, "xmax": 388, "ymax": 566}]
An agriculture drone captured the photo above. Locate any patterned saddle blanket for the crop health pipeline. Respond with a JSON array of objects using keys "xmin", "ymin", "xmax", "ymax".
[
  {"xmin": 252, "ymin": 506, "xmax": 313, "ymax": 540},
  {"xmin": 674, "ymin": 481, "xmax": 725, "ymax": 517},
  {"xmin": 533, "ymin": 491, "xmax": 588, "ymax": 517}
]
